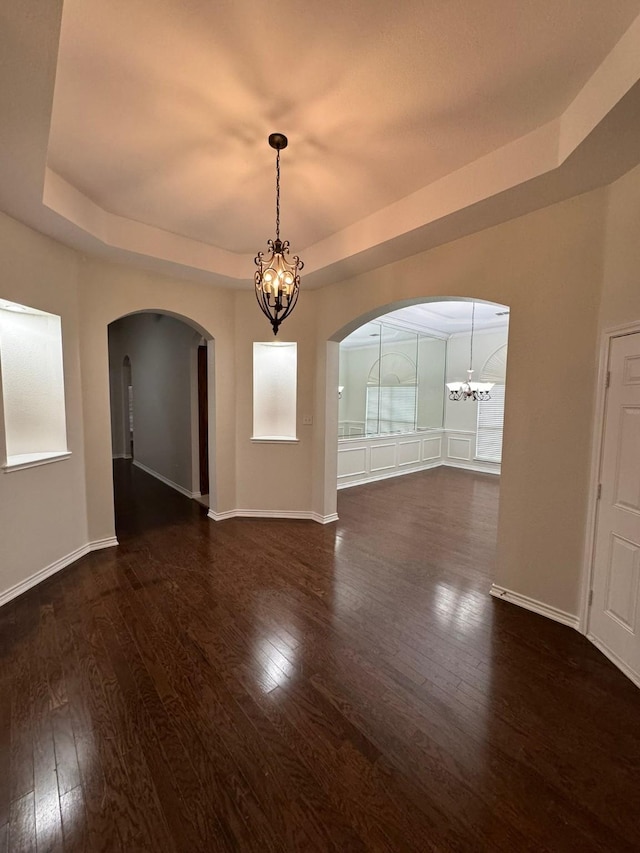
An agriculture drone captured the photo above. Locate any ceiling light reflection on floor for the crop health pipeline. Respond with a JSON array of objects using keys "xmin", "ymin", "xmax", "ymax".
[
  {"xmin": 432, "ymin": 582, "xmax": 487, "ymax": 635},
  {"xmin": 252, "ymin": 635, "xmax": 297, "ymax": 693}
]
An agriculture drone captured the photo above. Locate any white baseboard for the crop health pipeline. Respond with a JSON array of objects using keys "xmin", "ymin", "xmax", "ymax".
[
  {"xmin": 207, "ymin": 508, "xmax": 339, "ymax": 525},
  {"xmin": 338, "ymin": 459, "xmax": 442, "ymax": 490},
  {"xmin": 112, "ymin": 453, "xmax": 132, "ymax": 460},
  {"xmin": 587, "ymin": 634, "xmax": 640, "ymax": 689},
  {"xmin": 443, "ymin": 461, "xmax": 501, "ymax": 476},
  {"xmin": 0, "ymin": 537, "xmax": 119, "ymax": 608},
  {"xmin": 312, "ymin": 512, "xmax": 339, "ymax": 524},
  {"xmin": 207, "ymin": 508, "xmax": 237, "ymax": 522},
  {"xmin": 337, "ymin": 458, "xmax": 500, "ymax": 490},
  {"xmin": 90, "ymin": 536, "xmax": 119, "ymax": 551},
  {"xmin": 490, "ymin": 584, "xmax": 580, "ymax": 629},
  {"xmin": 132, "ymin": 459, "xmax": 198, "ymax": 499}
]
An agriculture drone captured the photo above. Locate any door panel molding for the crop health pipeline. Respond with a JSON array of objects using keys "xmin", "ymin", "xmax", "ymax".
[{"xmin": 583, "ymin": 320, "xmax": 640, "ymax": 689}]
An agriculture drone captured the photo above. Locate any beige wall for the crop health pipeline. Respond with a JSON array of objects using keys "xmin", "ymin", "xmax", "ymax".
[
  {"xmin": 78, "ymin": 258, "xmax": 237, "ymax": 541},
  {"xmin": 0, "ymin": 212, "xmax": 88, "ymax": 599},
  {"xmin": 600, "ymin": 161, "xmax": 640, "ymax": 331},
  {"xmin": 312, "ymin": 187, "xmax": 607, "ymax": 616},
  {"xmin": 2, "ymin": 168, "xmax": 635, "ymax": 622},
  {"xmin": 232, "ymin": 290, "xmax": 316, "ymax": 513}
]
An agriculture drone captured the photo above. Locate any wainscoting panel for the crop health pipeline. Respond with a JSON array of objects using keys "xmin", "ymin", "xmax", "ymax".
[
  {"xmin": 422, "ymin": 436, "xmax": 442, "ymax": 461},
  {"xmin": 337, "ymin": 429, "xmax": 499, "ymax": 489},
  {"xmin": 398, "ymin": 440, "xmax": 421, "ymax": 467},
  {"xmin": 370, "ymin": 443, "xmax": 397, "ymax": 473},
  {"xmin": 338, "ymin": 430, "xmax": 444, "ymax": 488},
  {"xmin": 447, "ymin": 436, "xmax": 472, "ymax": 461},
  {"xmin": 337, "ymin": 446, "xmax": 367, "ymax": 478}
]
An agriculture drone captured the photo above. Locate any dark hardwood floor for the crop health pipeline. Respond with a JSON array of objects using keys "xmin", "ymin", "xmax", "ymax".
[{"xmin": 2, "ymin": 462, "xmax": 640, "ymax": 852}]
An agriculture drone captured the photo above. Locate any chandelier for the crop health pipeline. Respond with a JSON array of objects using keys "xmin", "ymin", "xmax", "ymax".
[
  {"xmin": 254, "ymin": 133, "xmax": 303, "ymax": 336},
  {"xmin": 446, "ymin": 301, "xmax": 494, "ymax": 401}
]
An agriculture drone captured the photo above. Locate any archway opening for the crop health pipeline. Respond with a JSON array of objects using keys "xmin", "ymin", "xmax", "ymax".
[
  {"xmin": 107, "ymin": 310, "xmax": 215, "ymax": 536},
  {"xmin": 325, "ymin": 296, "xmax": 510, "ymax": 582}
]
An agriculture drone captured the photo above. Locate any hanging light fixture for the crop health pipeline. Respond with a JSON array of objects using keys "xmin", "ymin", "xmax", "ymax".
[
  {"xmin": 446, "ymin": 301, "xmax": 494, "ymax": 401},
  {"xmin": 254, "ymin": 133, "xmax": 303, "ymax": 336}
]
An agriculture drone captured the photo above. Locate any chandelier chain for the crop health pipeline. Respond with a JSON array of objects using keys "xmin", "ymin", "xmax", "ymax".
[
  {"xmin": 469, "ymin": 301, "xmax": 476, "ymax": 371},
  {"xmin": 254, "ymin": 132, "xmax": 302, "ymax": 336},
  {"xmin": 275, "ymin": 148, "xmax": 281, "ymax": 241}
]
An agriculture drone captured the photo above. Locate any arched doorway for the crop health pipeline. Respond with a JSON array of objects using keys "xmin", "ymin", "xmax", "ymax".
[
  {"xmin": 324, "ymin": 296, "xmax": 511, "ymax": 518},
  {"xmin": 107, "ymin": 310, "xmax": 216, "ymax": 534}
]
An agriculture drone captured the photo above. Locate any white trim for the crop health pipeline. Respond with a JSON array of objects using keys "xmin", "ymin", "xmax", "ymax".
[
  {"xmin": 3, "ymin": 451, "xmax": 72, "ymax": 472},
  {"xmin": 90, "ymin": 536, "xmax": 119, "ymax": 551},
  {"xmin": 370, "ymin": 442, "xmax": 397, "ymax": 473},
  {"xmin": 311, "ymin": 512, "xmax": 339, "ymax": 524},
  {"xmin": 447, "ymin": 435, "xmax": 471, "ymax": 461},
  {"xmin": 0, "ymin": 537, "xmax": 118, "ymax": 608},
  {"xmin": 587, "ymin": 633, "xmax": 640, "ymax": 689},
  {"xmin": 443, "ymin": 461, "xmax": 500, "ymax": 476},
  {"xmin": 250, "ymin": 437, "xmax": 299, "ymax": 444},
  {"xmin": 112, "ymin": 453, "xmax": 132, "ymax": 460},
  {"xmin": 338, "ymin": 459, "xmax": 442, "ymax": 489},
  {"xmin": 581, "ymin": 319, "xmax": 640, "ymax": 634},
  {"xmin": 397, "ymin": 439, "xmax": 421, "ymax": 467},
  {"xmin": 337, "ymin": 458, "xmax": 499, "ymax": 490},
  {"xmin": 207, "ymin": 509, "xmax": 237, "ymax": 522},
  {"xmin": 447, "ymin": 325, "xmax": 509, "ymax": 340},
  {"xmin": 132, "ymin": 459, "xmax": 198, "ymax": 499},
  {"xmin": 207, "ymin": 508, "xmax": 338, "ymax": 525},
  {"xmin": 490, "ymin": 584, "xmax": 580, "ymax": 629},
  {"xmin": 602, "ymin": 319, "xmax": 640, "ymax": 337},
  {"xmin": 422, "ymin": 436, "xmax": 442, "ymax": 460}
]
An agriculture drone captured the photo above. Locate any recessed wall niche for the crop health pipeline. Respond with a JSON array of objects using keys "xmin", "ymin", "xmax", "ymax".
[
  {"xmin": 252, "ymin": 342, "xmax": 297, "ymax": 441},
  {"xmin": 0, "ymin": 298, "xmax": 69, "ymax": 470}
]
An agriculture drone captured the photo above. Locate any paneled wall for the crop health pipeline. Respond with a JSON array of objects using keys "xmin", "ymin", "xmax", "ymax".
[
  {"xmin": 337, "ymin": 427, "xmax": 499, "ymax": 489},
  {"xmin": 337, "ymin": 325, "xmax": 507, "ymax": 488}
]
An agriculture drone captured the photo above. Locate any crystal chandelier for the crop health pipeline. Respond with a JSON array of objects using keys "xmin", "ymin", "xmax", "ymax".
[
  {"xmin": 446, "ymin": 301, "xmax": 494, "ymax": 401},
  {"xmin": 254, "ymin": 133, "xmax": 303, "ymax": 336}
]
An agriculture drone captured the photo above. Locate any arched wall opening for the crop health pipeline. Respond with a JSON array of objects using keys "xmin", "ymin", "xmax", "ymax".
[
  {"xmin": 121, "ymin": 355, "xmax": 133, "ymax": 459},
  {"xmin": 319, "ymin": 296, "xmax": 511, "ymax": 524},
  {"xmin": 73, "ymin": 182, "xmax": 606, "ymax": 623},
  {"xmin": 106, "ymin": 309, "xmax": 217, "ymax": 533}
]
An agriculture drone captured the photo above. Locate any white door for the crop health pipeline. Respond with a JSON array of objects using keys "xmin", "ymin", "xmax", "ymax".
[{"xmin": 589, "ymin": 331, "xmax": 640, "ymax": 685}]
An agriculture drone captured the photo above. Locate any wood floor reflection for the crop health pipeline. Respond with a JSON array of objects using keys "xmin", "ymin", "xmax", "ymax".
[{"xmin": 2, "ymin": 461, "xmax": 639, "ymax": 851}]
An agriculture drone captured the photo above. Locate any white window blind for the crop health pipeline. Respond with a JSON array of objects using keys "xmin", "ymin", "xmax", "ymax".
[
  {"xmin": 476, "ymin": 384, "xmax": 505, "ymax": 463},
  {"xmin": 366, "ymin": 386, "xmax": 417, "ymax": 435}
]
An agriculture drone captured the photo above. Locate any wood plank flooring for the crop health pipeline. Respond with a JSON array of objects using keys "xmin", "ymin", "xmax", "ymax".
[{"xmin": 2, "ymin": 461, "xmax": 640, "ymax": 851}]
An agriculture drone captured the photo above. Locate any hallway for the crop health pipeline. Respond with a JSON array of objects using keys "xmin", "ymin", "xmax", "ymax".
[{"xmin": 1, "ymin": 463, "xmax": 639, "ymax": 851}]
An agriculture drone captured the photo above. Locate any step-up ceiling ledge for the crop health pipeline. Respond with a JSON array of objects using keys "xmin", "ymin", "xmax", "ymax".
[{"xmin": 41, "ymin": 15, "xmax": 640, "ymax": 290}]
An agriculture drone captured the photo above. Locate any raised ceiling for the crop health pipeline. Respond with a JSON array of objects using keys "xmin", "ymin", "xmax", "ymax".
[
  {"xmin": 4, "ymin": 1, "xmax": 640, "ymax": 288},
  {"xmin": 341, "ymin": 301, "xmax": 510, "ymax": 347}
]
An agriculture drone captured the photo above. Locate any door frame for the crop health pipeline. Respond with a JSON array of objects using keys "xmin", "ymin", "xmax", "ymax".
[{"xmin": 581, "ymin": 319, "xmax": 640, "ymax": 638}]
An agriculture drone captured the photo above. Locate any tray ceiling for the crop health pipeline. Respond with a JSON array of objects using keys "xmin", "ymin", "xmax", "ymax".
[{"xmin": 3, "ymin": 1, "xmax": 640, "ymax": 288}]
